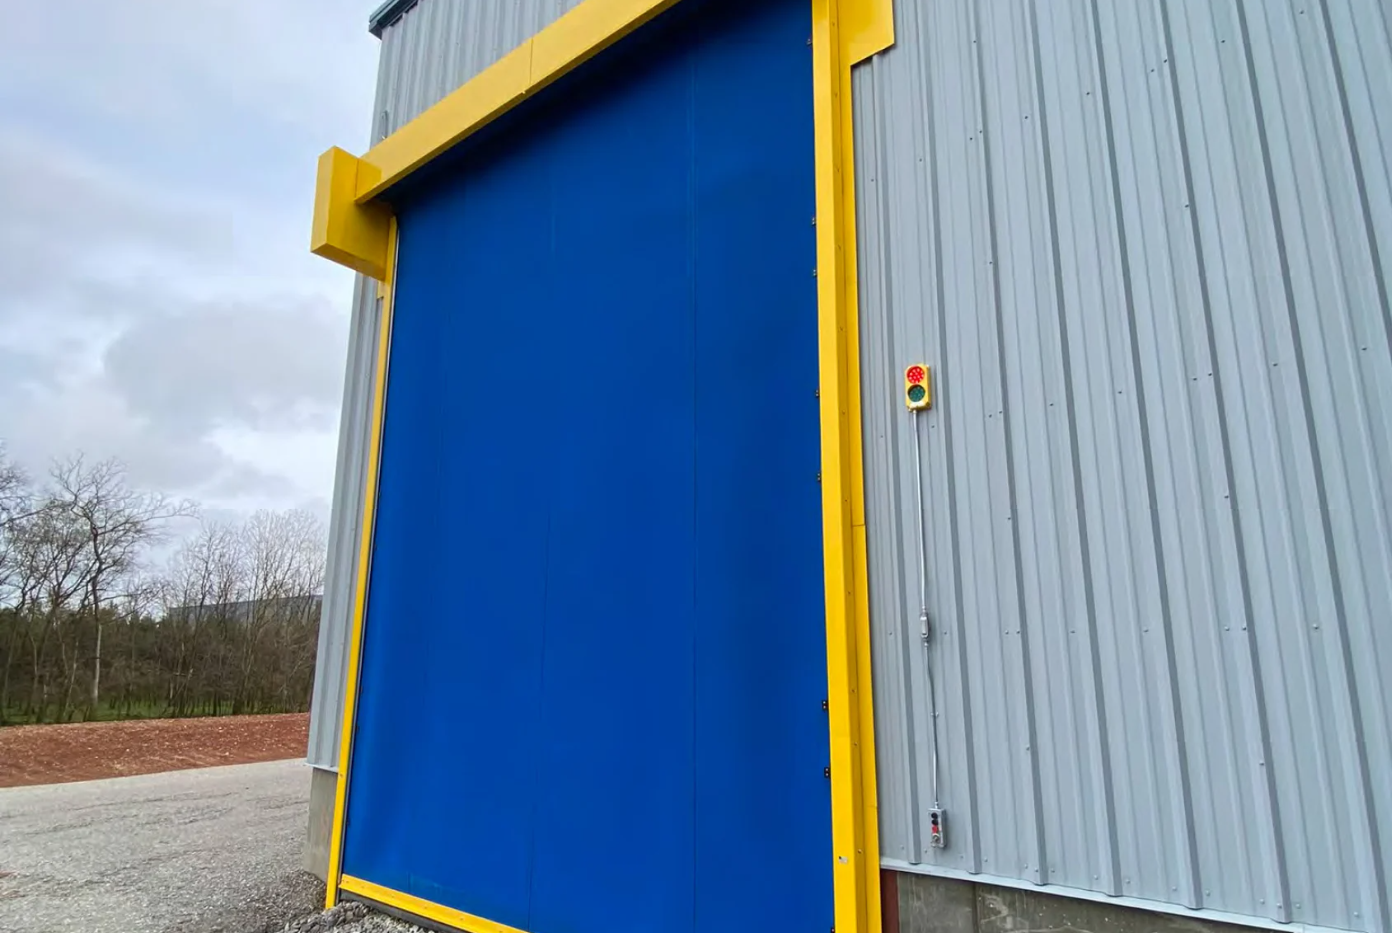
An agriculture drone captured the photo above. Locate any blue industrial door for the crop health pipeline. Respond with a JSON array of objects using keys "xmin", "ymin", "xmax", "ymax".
[{"xmin": 340, "ymin": 1, "xmax": 828, "ymax": 930}]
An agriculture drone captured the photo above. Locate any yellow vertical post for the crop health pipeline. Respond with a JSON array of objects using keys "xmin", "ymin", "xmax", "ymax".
[
  {"xmin": 839, "ymin": 8, "xmax": 883, "ymax": 928},
  {"xmin": 324, "ymin": 218, "xmax": 398, "ymax": 908},
  {"xmin": 812, "ymin": 2, "xmax": 879, "ymax": 932}
]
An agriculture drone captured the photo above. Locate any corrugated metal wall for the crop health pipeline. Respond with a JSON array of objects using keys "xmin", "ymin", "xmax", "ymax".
[
  {"xmin": 306, "ymin": 0, "xmax": 585, "ymax": 771},
  {"xmin": 857, "ymin": 2, "xmax": 1391, "ymax": 932},
  {"xmin": 371, "ymin": 0, "xmax": 586, "ymax": 141}
]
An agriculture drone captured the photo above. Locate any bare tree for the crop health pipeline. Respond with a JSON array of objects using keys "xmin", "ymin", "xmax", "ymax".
[
  {"xmin": 237, "ymin": 510, "xmax": 326, "ymax": 713},
  {"xmin": 0, "ymin": 445, "xmax": 35, "ymax": 721},
  {"xmin": 2, "ymin": 443, "xmax": 326, "ymax": 724},
  {"xmin": 49, "ymin": 456, "xmax": 197, "ymax": 716},
  {"xmin": 160, "ymin": 521, "xmax": 244, "ymax": 716},
  {"xmin": 15, "ymin": 503, "xmax": 91, "ymax": 720},
  {"xmin": 0, "ymin": 443, "xmax": 34, "ymax": 601}
]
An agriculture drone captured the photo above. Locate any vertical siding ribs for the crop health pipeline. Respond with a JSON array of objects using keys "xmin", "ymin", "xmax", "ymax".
[
  {"xmin": 1027, "ymin": 0, "xmax": 1120, "ymax": 899},
  {"xmin": 862, "ymin": 3, "xmax": 1392, "ymax": 931}
]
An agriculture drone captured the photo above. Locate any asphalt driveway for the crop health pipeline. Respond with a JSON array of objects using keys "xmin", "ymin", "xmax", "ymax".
[{"xmin": 0, "ymin": 759, "xmax": 320, "ymax": 933}]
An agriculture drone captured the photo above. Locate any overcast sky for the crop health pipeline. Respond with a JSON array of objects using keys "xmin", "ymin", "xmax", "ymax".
[{"xmin": 0, "ymin": 1, "xmax": 380, "ymax": 522}]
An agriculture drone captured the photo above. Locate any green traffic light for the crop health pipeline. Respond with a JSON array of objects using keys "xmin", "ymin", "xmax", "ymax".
[{"xmin": 908, "ymin": 385, "xmax": 927, "ymax": 404}]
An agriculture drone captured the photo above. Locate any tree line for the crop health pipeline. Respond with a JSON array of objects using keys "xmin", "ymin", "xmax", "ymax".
[{"xmin": 0, "ymin": 444, "xmax": 326, "ymax": 726}]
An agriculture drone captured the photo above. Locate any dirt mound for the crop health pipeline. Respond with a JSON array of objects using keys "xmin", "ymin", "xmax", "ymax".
[{"xmin": 0, "ymin": 713, "xmax": 309, "ymax": 787}]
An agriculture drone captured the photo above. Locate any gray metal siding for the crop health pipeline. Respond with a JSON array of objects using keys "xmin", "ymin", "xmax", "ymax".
[
  {"xmin": 306, "ymin": 0, "xmax": 583, "ymax": 771},
  {"xmin": 372, "ymin": 0, "xmax": 587, "ymax": 141},
  {"xmin": 856, "ymin": 2, "xmax": 1391, "ymax": 932},
  {"xmin": 307, "ymin": 277, "xmax": 378, "ymax": 770}
]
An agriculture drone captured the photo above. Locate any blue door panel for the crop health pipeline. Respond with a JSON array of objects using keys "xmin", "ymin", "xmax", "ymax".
[
  {"xmin": 687, "ymin": 3, "xmax": 828, "ymax": 931},
  {"xmin": 525, "ymin": 20, "xmax": 698, "ymax": 933}
]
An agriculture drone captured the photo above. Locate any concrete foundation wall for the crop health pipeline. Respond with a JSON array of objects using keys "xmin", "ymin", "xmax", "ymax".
[
  {"xmin": 303, "ymin": 765, "xmax": 337, "ymax": 881},
  {"xmin": 889, "ymin": 871, "xmax": 1258, "ymax": 933}
]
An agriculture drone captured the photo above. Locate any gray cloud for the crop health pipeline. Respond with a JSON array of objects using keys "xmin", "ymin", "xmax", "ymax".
[
  {"xmin": 0, "ymin": 130, "xmax": 229, "ymax": 257},
  {"xmin": 0, "ymin": 129, "xmax": 233, "ymax": 327},
  {"xmin": 102, "ymin": 296, "xmax": 346, "ymax": 438}
]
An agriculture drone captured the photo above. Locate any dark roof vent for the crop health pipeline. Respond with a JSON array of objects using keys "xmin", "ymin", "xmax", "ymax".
[{"xmin": 368, "ymin": 0, "xmax": 421, "ymax": 38}]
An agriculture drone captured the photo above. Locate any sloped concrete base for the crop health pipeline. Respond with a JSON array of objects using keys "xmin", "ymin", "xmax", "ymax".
[
  {"xmin": 303, "ymin": 765, "xmax": 336, "ymax": 881},
  {"xmin": 890, "ymin": 871, "xmax": 1256, "ymax": 933}
]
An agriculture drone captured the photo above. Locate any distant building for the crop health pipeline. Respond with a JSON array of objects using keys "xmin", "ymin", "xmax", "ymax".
[{"xmin": 166, "ymin": 595, "xmax": 321, "ymax": 626}]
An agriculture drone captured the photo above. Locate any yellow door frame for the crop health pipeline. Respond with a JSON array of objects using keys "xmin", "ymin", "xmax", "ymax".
[{"xmin": 310, "ymin": 1, "xmax": 891, "ymax": 930}]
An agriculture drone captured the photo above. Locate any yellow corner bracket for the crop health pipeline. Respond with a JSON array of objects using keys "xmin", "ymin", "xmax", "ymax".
[
  {"xmin": 843, "ymin": 0, "xmax": 894, "ymax": 63},
  {"xmin": 311, "ymin": 147, "xmax": 392, "ymax": 281}
]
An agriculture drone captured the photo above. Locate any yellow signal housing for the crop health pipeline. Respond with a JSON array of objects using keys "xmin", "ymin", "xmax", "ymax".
[{"xmin": 905, "ymin": 363, "xmax": 931, "ymax": 411}]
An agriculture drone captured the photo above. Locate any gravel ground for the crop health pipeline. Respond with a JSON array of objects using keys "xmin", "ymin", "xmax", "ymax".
[
  {"xmin": 0, "ymin": 759, "xmax": 319, "ymax": 933},
  {"xmin": 268, "ymin": 903, "xmax": 424, "ymax": 933}
]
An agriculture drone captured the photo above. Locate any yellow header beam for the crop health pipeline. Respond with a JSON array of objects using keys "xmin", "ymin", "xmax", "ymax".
[
  {"xmin": 354, "ymin": 0, "xmax": 684, "ymax": 203},
  {"xmin": 311, "ymin": 0, "xmax": 892, "ymax": 282}
]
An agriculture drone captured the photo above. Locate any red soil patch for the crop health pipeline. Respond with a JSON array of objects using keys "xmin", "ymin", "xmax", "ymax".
[{"xmin": 0, "ymin": 713, "xmax": 309, "ymax": 788}]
